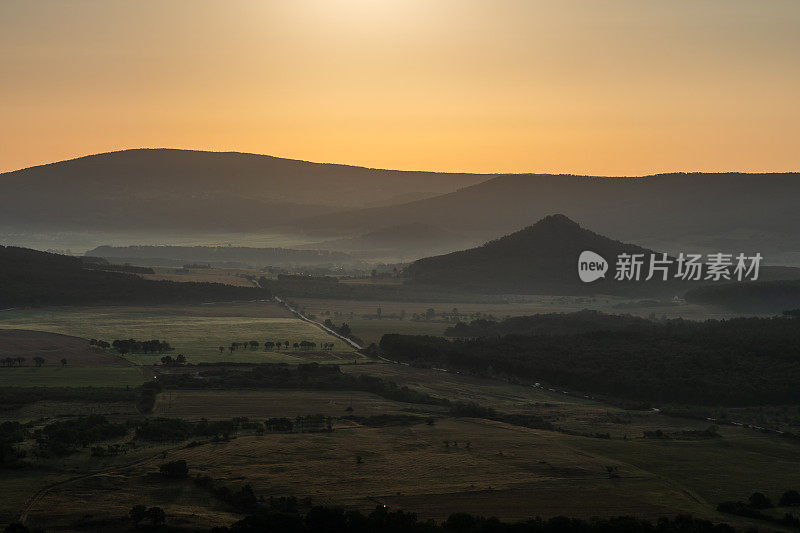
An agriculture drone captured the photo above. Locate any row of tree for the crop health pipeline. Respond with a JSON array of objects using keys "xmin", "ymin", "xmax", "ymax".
[
  {"xmin": 1, "ymin": 357, "xmax": 67, "ymax": 367},
  {"xmin": 222, "ymin": 340, "xmax": 335, "ymax": 353}
]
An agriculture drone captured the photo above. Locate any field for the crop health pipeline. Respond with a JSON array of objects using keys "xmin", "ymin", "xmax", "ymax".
[
  {"xmin": 10, "ymin": 370, "xmax": 798, "ymax": 531},
  {"xmin": 291, "ymin": 296, "xmax": 742, "ymax": 346},
  {"xmin": 0, "ymin": 366, "xmax": 147, "ymax": 387},
  {"xmin": 1, "ymin": 299, "xmax": 797, "ymax": 531},
  {"xmin": 0, "ymin": 302, "xmax": 358, "ymax": 368},
  {"xmin": 140, "ymin": 266, "xmax": 261, "ymax": 287},
  {"xmin": 151, "ymin": 389, "xmax": 438, "ymax": 419},
  {"xmin": 0, "ymin": 329, "xmax": 131, "ymax": 366}
]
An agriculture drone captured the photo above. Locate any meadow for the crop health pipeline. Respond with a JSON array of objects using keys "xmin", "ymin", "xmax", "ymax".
[
  {"xmin": 0, "ymin": 297, "xmax": 795, "ymax": 532},
  {"xmin": 291, "ymin": 296, "xmax": 741, "ymax": 346},
  {"xmin": 0, "ymin": 366, "xmax": 146, "ymax": 387},
  {"xmin": 0, "ymin": 302, "xmax": 357, "ymax": 368}
]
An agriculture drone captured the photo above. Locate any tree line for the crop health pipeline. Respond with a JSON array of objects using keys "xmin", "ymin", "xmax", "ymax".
[
  {"xmin": 378, "ymin": 314, "xmax": 800, "ymax": 406},
  {"xmin": 224, "ymin": 340, "xmax": 337, "ymax": 353}
]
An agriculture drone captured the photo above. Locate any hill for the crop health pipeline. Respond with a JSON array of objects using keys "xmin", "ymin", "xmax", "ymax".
[
  {"xmin": 0, "ymin": 149, "xmax": 488, "ymax": 231},
  {"xmin": 405, "ymin": 215, "xmax": 800, "ymax": 296},
  {"xmin": 406, "ymin": 214, "xmax": 662, "ymax": 295},
  {"xmin": 299, "ymin": 172, "xmax": 800, "ymax": 264},
  {"xmin": 0, "ymin": 245, "xmax": 270, "ymax": 307}
]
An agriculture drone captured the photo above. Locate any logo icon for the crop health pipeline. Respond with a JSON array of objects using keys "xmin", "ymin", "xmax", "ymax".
[{"xmin": 578, "ymin": 251, "xmax": 608, "ymax": 282}]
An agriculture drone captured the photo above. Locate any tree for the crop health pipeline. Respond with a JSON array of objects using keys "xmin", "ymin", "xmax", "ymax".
[
  {"xmin": 780, "ymin": 490, "xmax": 800, "ymax": 507},
  {"xmin": 146, "ymin": 506, "xmax": 166, "ymax": 526},
  {"xmin": 377, "ymin": 307, "xmax": 382, "ymax": 320},
  {"xmin": 425, "ymin": 308, "xmax": 436, "ymax": 320},
  {"xmin": 60, "ymin": 358, "xmax": 67, "ymax": 366},
  {"xmin": 175, "ymin": 354, "xmax": 186, "ymax": 364},
  {"xmin": 159, "ymin": 459, "xmax": 189, "ymax": 479},
  {"xmin": 249, "ymin": 340, "xmax": 259, "ymax": 350},
  {"xmin": 129, "ymin": 504, "xmax": 148, "ymax": 526},
  {"xmin": 748, "ymin": 492, "xmax": 772, "ymax": 509},
  {"xmin": 33, "ymin": 356, "xmax": 45, "ymax": 367}
]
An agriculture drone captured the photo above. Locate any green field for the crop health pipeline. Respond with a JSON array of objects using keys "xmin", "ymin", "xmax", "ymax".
[
  {"xmin": 0, "ymin": 302, "xmax": 357, "ymax": 366},
  {"xmin": 0, "ymin": 366, "xmax": 147, "ymax": 387},
  {"xmin": 291, "ymin": 296, "xmax": 741, "ymax": 346}
]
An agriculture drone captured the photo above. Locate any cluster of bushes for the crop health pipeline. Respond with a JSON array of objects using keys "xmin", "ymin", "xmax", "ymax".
[
  {"xmin": 0, "ymin": 421, "xmax": 29, "ymax": 467},
  {"xmin": 132, "ymin": 417, "xmax": 242, "ymax": 443},
  {"xmin": 264, "ymin": 415, "xmax": 331, "ymax": 433},
  {"xmin": 194, "ymin": 475, "xmax": 260, "ymax": 512},
  {"xmin": 90, "ymin": 443, "xmax": 127, "ymax": 457},
  {"xmin": 159, "ymin": 459, "xmax": 189, "ymax": 478},
  {"xmin": 137, "ymin": 381, "xmax": 161, "ymax": 413},
  {"xmin": 717, "ymin": 490, "xmax": 800, "ymax": 527},
  {"xmin": 379, "ymin": 314, "xmax": 800, "ymax": 406}
]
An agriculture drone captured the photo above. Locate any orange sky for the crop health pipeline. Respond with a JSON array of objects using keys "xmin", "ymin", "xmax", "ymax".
[{"xmin": 1, "ymin": 0, "xmax": 799, "ymax": 175}]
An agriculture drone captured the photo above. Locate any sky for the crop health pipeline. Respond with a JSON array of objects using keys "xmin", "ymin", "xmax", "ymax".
[{"xmin": 1, "ymin": 0, "xmax": 799, "ymax": 175}]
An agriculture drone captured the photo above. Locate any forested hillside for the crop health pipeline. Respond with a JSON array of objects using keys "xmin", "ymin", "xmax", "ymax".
[
  {"xmin": 380, "ymin": 314, "xmax": 800, "ymax": 406},
  {"xmin": 0, "ymin": 246, "xmax": 270, "ymax": 307}
]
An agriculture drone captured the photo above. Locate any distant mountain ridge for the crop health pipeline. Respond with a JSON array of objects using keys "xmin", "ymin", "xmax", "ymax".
[
  {"xmin": 0, "ymin": 148, "xmax": 489, "ymax": 231},
  {"xmin": 298, "ymin": 172, "xmax": 800, "ymax": 264}
]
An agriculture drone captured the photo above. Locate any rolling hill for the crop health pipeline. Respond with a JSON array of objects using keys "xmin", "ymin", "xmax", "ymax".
[
  {"xmin": 299, "ymin": 172, "xmax": 800, "ymax": 265},
  {"xmin": 405, "ymin": 214, "xmax": 800, "ymax": 296},
  {"xmin": 0, "ymin": 149, "xmax": 489, "ymax": 231}
]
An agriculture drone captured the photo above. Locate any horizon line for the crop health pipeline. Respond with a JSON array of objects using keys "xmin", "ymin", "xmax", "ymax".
[{"xmin": 3, "ymin": 146, "xmax": 800, "ymax": 179}]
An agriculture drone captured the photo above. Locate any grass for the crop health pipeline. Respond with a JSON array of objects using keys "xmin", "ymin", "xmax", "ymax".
[
  {"xmin": 19, "ymin": 419, "xmax": 790, "ymax": 530},
  {"xmin": 0, "ymin": 302, "xmax": 357, "ymax": 366},
  {"xmin": 0, "ymin": 304, "xmax": 796, "ymax": 531},
  {"xmin": 0, "ymin": 366, "xmax": 147, "ymax": 387},
  {"xmin": 151, "ymin": 389, "xmax": 440, "ymax": 420},
  {"xmin": 3, "ymin": 374, "xmax": 798, "ymax": 531},
  {"xmin": 290, "ymin": 296, "xmax": 742, "ymax": 346}
]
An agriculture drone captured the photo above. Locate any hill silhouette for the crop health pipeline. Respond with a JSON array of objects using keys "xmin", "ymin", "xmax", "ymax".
[
  {"xmin": 0, "ymin": 149, "xmax": 488, "ymax": 231},
  {"xmin": 406, "ymin": 214, "xmax": 800, "ymax": 296},
  {"xmin": 299, "ymin": 172, "xmax": 800, "ymax": 264},
  {"xmin": 0, "ymin": 245, "xmax": 269, "ymax": 307}
]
